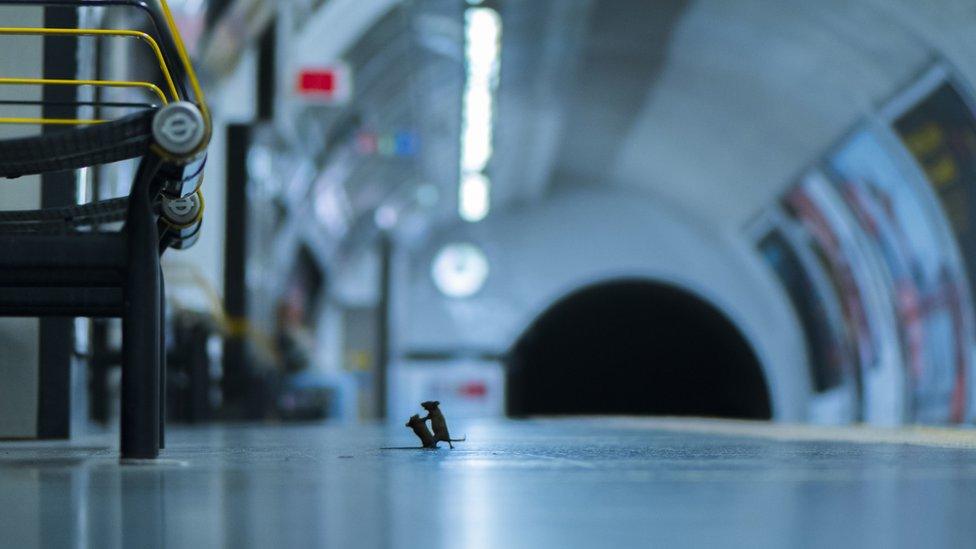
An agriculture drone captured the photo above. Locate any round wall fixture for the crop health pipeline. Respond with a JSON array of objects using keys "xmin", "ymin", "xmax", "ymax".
[{"xmin": 431, "ymin": 243, "xmax": 489, "ymax": 298}]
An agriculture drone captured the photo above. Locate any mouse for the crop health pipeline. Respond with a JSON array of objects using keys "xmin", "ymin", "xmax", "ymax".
[
  {"xmin": 406, "ymin": 414, "xmax": 438, "ymax": 449},
  {"xmin": 421, "ymin": 401, "xmax": 466, "ymax": 449}
]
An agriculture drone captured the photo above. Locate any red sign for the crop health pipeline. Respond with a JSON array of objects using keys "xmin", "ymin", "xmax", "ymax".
[
  {"xmin": 298, "ymin": 70, "xmax": 336, "ymax": 95},
  {"xmin": 458, "ymin": 381, "xmax": 487, "ymax": 398},
  {"xmin": 294, "ymin": 64, "xmax": 352, "ymax": 105}
]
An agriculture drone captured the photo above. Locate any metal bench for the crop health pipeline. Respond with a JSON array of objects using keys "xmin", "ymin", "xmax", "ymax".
[{"xmin": 0, "ymin": 0, "xmax": 210, "ymax": 459}]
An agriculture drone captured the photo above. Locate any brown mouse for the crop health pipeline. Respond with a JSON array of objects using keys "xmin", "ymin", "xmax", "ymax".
[
  {"xmin": 406, "ymin": 414, "xmax": 438, "ymax": 449},
  {"xmin": 421, "ymin": 401, "xmax": 466, "ymax": 449}
]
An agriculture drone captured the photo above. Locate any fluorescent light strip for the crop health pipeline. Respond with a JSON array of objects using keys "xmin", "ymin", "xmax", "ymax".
[{"xmin": 459, "ymin": 6, "xmax": 501, "ymax": 223}]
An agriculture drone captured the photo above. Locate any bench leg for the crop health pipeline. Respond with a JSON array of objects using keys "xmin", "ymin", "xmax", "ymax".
[
  {"xmin": 120, "ymin": 157, "xmax": 162, "ymax": 460},
  {"xmin": 159, "ymin": 268, "xmax": 166, "ymax": 450}
]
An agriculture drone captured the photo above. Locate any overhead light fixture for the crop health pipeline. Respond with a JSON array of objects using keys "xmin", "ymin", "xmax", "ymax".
[
  {"xmin": 459, "ymin": 172, "xmax": 490, "ymax": 222},
  {"xmin": 459, "ymin": 6, "xmax": 501, "ymax": 223}
]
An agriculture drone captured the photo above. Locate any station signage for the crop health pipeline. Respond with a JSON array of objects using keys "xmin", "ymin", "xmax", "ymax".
[{"xmin": 294, "ymin": 62, "xmax": 353, "ymax": 105}]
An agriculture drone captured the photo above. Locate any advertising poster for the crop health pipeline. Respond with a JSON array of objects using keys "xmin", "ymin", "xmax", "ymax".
[
  {"xmin": 894, "ymin": 81, "xmax": 976, "ymax": 289},
  {"xmin": 827, "ymin": 129, "xmax": 965, "ymax": 421},
  {"xmin": 758, "ymin": 230, "xmax": 846, "ymax": 394}
]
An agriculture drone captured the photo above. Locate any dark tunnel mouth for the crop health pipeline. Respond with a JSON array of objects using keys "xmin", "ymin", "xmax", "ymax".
[{"xmin": 505, "ymin": 279, "xmax": 772, "ymax": 419}]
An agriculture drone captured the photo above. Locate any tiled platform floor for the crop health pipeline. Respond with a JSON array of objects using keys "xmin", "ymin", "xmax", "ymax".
[{"xmin": 2, "ymin": 417, "xmax": 976, "ymax": 548}]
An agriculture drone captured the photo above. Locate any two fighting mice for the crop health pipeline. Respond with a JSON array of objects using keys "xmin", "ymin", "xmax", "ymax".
[
  {"xmin": 405, "ymin": 414, "xmax": 438, "ymax": 449},
  {"xmin": 404, "ymin": 401, "xmax": 466, "ymax": 449},
  {"xmin": 420, "ymin": 401, "xmax": 466, "ymax": 449}
]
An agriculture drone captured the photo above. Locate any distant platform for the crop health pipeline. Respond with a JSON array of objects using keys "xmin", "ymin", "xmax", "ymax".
[{"xmin": 2, "ymin": 417, "xmax": 976, "ymax": 548}]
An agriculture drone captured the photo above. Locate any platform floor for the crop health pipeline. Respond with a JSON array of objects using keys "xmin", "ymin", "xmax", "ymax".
[{"xmin": 2, "ymin": 418, "xmax": 976, "ymax": 548}]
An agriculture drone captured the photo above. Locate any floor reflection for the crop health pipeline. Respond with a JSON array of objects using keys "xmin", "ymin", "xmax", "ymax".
[{"xmin": 1, "ymin": 420, "xmax": 976, "ymax": 548}]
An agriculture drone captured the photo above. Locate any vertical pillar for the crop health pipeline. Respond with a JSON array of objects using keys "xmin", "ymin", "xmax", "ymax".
[
  {"xmin": 377, "ymin": 233, "xmax": 393, "ymax": 419},
  {"xmin": 222, "ymin": 124, "xmax": 250, "ymax": 414},
  {"xmin": 36, "ymin": 5, "xmax": 78, "ymax": 439}
]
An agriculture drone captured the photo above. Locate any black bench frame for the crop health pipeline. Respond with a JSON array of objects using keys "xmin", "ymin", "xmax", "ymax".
[
  {"xmin": 0, "ymin": 0, "xmax": 210, "ymax": 459},
  {"xmin": 0, "ymin": 109, "xmax": 207, "ymax": 460},
  {"xmin": 0, "ymin": 147, "xmax": 184, "ymax": 459}
]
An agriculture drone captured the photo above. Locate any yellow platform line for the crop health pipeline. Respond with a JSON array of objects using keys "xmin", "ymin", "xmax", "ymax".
[{"xmin": 586, "ymin": 416, "xmax": 976, "ymax": 450}]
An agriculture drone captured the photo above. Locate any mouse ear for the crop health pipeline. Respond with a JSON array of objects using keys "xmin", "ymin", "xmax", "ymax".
[{"xmin": 434, "ymin": 401, "xmax": 440, "ymax": 406}]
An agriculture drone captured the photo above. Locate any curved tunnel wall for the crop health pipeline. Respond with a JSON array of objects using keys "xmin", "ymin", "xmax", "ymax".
[
  {"xmin": 401, "ymin": 188, "xmax": 809, "ymax": 420},
  {"xmin": 396, "ymin": 1, "xmax": 976, "ymax": 424},
  {"xmin": 506, "ymin": 279, "xmax": 771, "ymax": 419}
]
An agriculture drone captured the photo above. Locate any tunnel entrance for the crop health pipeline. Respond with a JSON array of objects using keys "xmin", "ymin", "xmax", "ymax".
[{"xmin": 506, "ymin": 280, "xmax": 771, "ymax": 419}]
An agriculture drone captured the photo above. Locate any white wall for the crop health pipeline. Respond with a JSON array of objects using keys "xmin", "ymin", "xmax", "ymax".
[
  {"xmin": 614, "ymin": 0, "xmax": 932, "ymax": 229},
  {"xmin": 403, "ymin": 188, "xmax": 809, "ymax": 420},
  {"xmin": 397, "ymin": 0, "xmax": 976, "ymax": 422}
]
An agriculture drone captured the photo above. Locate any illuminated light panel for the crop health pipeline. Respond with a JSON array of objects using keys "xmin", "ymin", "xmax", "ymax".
[
  {"xmin": 460, "ymin": 172, "xmax": 490, "ymax": 222},
  {"xmin": 461, "ymin": 86, "xmax": 493, "ymax": 172},
  {"xmin": 459, "ymin": 6, "xmax": 501, "ymax": 223}
]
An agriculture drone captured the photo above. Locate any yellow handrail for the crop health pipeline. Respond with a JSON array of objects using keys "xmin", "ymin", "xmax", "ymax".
[
  {"xmin": 0, "ymin": 1, "xmax": 209, "ymax": 142},
  {"xmin": 158, "ymin": 0, "xmax": 211, "ymax": 136},
  {"xmin": 0, "ymin": 117, "xmax": 104, "ymax": 125},
  {"xmin": 0, "ymin": 77, "xmax": 168, "ymax": 104},
  {"xmin": 0, "ymin": 27, "xmax": 180, "ymax": 102}
]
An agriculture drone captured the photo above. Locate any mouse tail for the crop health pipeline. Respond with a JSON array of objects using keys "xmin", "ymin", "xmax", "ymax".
[{"xmin": 450, "ymin": 436, "xmax": 466, "ymax": 442}]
